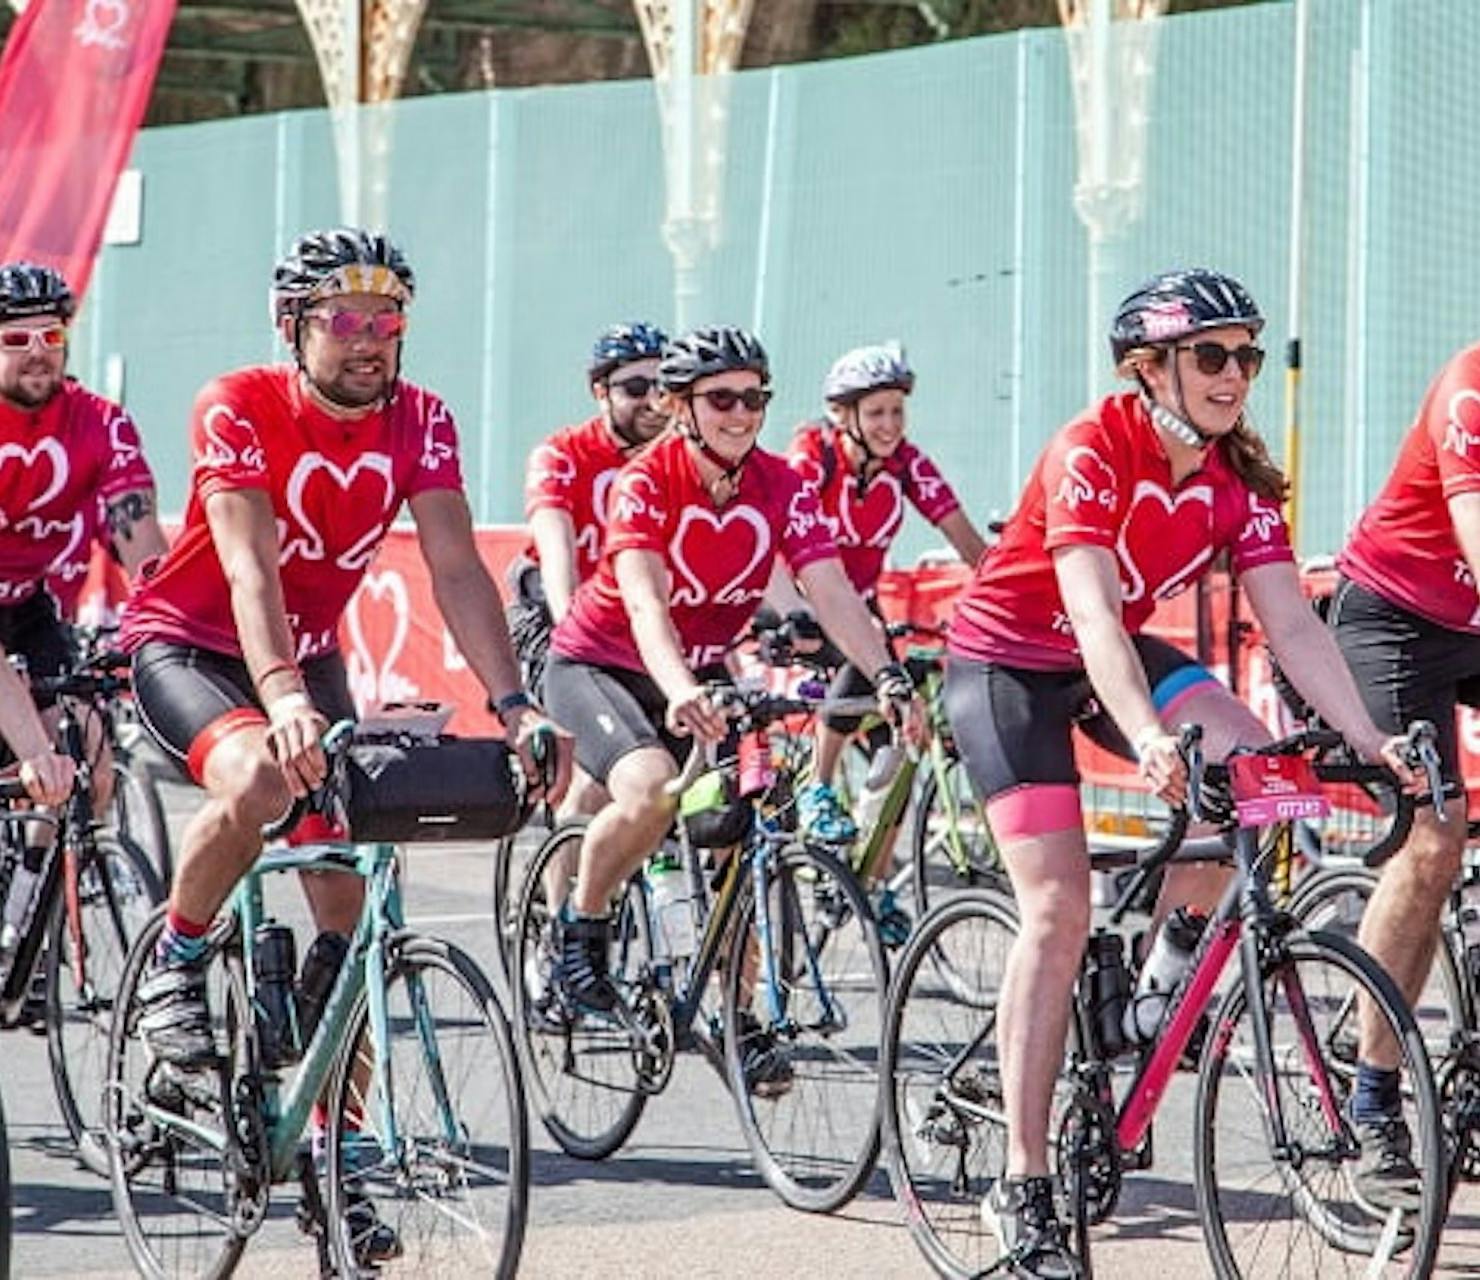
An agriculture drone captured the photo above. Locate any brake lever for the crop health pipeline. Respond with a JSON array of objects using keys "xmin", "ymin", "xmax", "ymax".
[
  {"xmin": 1179, "ymin": 723, "xmax": 1205, "ymax": 821},
  {"xmin": 1405, "ymin": 719, "xmax": 1447, "ymax": 823}
]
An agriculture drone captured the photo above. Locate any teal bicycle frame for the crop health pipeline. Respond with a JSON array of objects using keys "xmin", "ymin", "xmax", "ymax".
[{"xmin": 219, "ymin": 837, "xmax": 445, "ymax": 1183}]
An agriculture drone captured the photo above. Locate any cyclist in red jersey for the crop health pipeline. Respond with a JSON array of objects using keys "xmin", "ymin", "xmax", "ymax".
[
  {"xmin": 944, "ymin": 270, "xmax": 1418, "ymax": 1273},
  {"xmin": 1328, "ymin": 339, "xmax": 1480, "ymax": 1199},
  {"xmin": 540, "ymin": 326, "xmax": 924, "ymax": 1080},
  {"xmin": 118, "ymin": 229, "xmax": 570, "ymax": 1087},
  {"xmin": 0, "ymin": 262, "xmax": 165, "ymax": 807},
  {"xmin": 780, "ymin": 343, "xmax": 987, "ymax": 864}
]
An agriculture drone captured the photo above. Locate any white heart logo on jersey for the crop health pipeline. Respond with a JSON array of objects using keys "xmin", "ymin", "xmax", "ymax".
[
  {"xmin": 281, "ymin": 452, "xmax": 396, "ymax": 571},
  {"xmin": 0, "ymin": 437, "xmax": 68, "ymax": 523},
  {"xmin": 527, "ymin": 444, "xmax": 576, "ymax": 490},
  {"xmin": 1116, "ymin": 480, "xmax": 1214, "ymax": 604},
  {"xmin": 670, "ymin": 505, "xmax": 772, "ymax": 607},
  {"xmin": 199, "ymin": 404, "xmax": 266, "ymax": 473},
  {"xmin": 839, "ymin": 472, "xmax": 904, "ymax": 549},
  {"xmin": 576, "ymin": 466, "xmax": 622, "ymax": 564},
  {"xmin": 344, "ymin": 568, "xmax": 415, "ymax": 709},
  {"xmin": 41, "ymin": 513, "xmax": 88, "ymax": 581}
]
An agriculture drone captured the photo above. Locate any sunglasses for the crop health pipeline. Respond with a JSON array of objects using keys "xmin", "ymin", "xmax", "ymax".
[
  {"xmin": 1177, "ymin": 340, "xmax": 1265, "ymax": 379},
  {"xmin": 693, "ymin": 386, "xmax": 772, "ymax": 413},
  {"xmin": 304, "ymin": 309, "xmax": 408, "ymax": 342},
  {"xmin": 608, "ymin": 375, "xmax": 659, "ymax": 399},
  {"xmin": 0, "ymin": 324, "xmax": 66, "ymax": 353}
]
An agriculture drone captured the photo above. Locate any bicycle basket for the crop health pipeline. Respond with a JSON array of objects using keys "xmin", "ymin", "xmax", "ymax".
[
  {"xmin": 679, "ymin": 766, "xmax": 751, "ymax": 848},
  {"xmin": 344, "ymin": 735, "xmax": 526, "ymax": 843}
]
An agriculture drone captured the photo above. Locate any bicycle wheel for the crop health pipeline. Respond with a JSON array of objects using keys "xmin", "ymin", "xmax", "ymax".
[
  {"xmin": 324, "ymin": 935, "xmax": 528, "ymax": 1278},
  {"xmin": 46, "ymin": 831, "xmax": 162, "ymax": 1174},
  {"xmin": 488, "ymin": 833, "xmax": 522, "ymax": 991},
  {"xmin": 107, "ymin": 745, "xmax": 173, "ymax": 889},
  {"xmin": 881, "ymin": 889, "xmax": 1019, "ymax": 1278},
  {"xmin": 0, "ymin": 1087, "xmax": 10, "ymax": 1280},
  {"xmin": 509, "ymin": 820, "xmax": 650, "ymax": 1160},
  {"xmin": 910, "ymin": 756, "xmax": 1001, "ymax": 919},
  {"xmin": 722, "ymin": 841, "xmax": 889, "ymax": 1213},
  {"xmin": 1194, "ymin": 928, "xmax": 1444, "ymax": 1279},
  {"xmin": 106, "ymin": 910, "xmax": 258, "ymax": 1280}
]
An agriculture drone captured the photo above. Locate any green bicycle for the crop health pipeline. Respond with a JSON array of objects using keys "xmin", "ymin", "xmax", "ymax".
[{"xmin": 104, "ymin": 720, "xmax": 534, "ymax": 1278}]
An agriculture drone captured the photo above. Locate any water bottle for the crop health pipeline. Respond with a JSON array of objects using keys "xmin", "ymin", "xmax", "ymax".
[
  {"xmin": 736, "ymin": 730, "xmax": 775, "ymax": 798},
  {"xmin": 295, "ymin": 930, "xmax": 350, "ymax": 1049},
  {"xmin": 1083, "ymin": 932, "xmax": 1134, "ymax": 1059},
  {"xmin": 0, "ymin": 845, "xmax": 46, "ymax": 956},
  {"xmin": 854, "ymin": 743, "xmax": 906, "ymax": 838},
  {"xmin": 253, "ymin": 922, "xmax": 300, "ymax": 1068},
  {"xmin": 1123, "ymin": 907, "xmax": 1207, "ymax": 1044},
  {"xmin": 647, "ymin": 852, "xmax": 695, "ymax": 959}
]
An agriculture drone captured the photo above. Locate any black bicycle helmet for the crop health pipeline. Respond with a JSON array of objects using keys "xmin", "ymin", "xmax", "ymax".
[
  {"xmin": 270, "ymin": 227, "xmax": 415, "ymax": 321},
  {"xmin": 658, "ymin": 326, "xmax": 770, "ymax": 393},
  {"xmin": 821, "ymin": 342, "xmax": 915, "ymax": 404},
  {"xmin": 1109, "ymin": 268, "xmax": 1264, "ymax": 365},
  {"xmin": 588, "ymin": 322, "xmax": 667, "ymax": 384},
  {"xmin": 0, "ymin": 262, "xmax": 75, "ymax": 324}
]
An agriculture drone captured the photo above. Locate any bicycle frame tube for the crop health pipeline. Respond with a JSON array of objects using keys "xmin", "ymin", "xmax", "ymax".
[
  {"xmin": 667, "ymin": 839, "xmax": 747, "ymax": 1037},
  {"xmin": 1116, "ymin": 875, "xmax": 1244, "ymax": 1152},
  {"xmin": 231, "ymin": 841, "xmax": 394, "ymax": 1182}
]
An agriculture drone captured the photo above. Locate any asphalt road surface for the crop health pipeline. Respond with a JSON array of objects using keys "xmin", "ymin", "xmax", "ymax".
[{"xmin": 10, "ymin": 782, "xmax": 1480, "ymax": 1277}]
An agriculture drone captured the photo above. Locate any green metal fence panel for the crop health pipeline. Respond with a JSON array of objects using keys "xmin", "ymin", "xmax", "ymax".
[{"xmin": 71, "ymin": 0, "xmax": 1480, "ymax": 564}]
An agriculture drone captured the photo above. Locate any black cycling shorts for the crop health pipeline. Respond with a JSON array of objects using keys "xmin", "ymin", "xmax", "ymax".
[
  {"xmin": 0, "ymin": 592, "xmax": 70, "ymax": 709},
  {"xmin": 943, "ymin": 635, "xmax": 1210, "ymax": 803},
  {"xmin": 1329, "ymin": 576, "xmax": 1480, "ymax": 788},
  {"xmin": 132, "ymin": 641, "xmax": 355, "ymax": 784}
]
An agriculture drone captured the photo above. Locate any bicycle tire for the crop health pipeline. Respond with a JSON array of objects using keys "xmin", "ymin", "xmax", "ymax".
[
  {"xmin": 909, "ymin": 758, "xmax": 1002, "ymax": 920},
  {"xmin": 324, "ymin": 934, "xmax": 529, "ymax": 1278},
  {"xmin": 45, "ymin": 831, "xmax": 162, "ymax": 1175},
  {"xmin": 0, "ymin": 1087, "xmax": 10, "ymax": 1280},
  {"xmin": 1288, "ymin": 865, "xmax": 1465, "ymax": 1062},
  {"xmin": 722, "ymin": 841, "xmax": 889, "ymax": 1213},
  {"xmin": 880, "ymin": 888, "xmax": 1021, "ymax": 1279},
  {"xmin": 1194, "ymin": 927, "xmax": 1444, "ymax": 1279},
  {"xmin": 509, "ymin": 820, "xmax": 650, "ymax": 1160},
  {"xmin": 106, "ymin": 909, "xmax": 256, "ymax": 1280},
  {"xmin": 107, "ymin": 745, "xmax": 174, "ymax": 889},
  {"xmin": 488, "ymin": 833, "xmax": 523, "ymax": 991}
]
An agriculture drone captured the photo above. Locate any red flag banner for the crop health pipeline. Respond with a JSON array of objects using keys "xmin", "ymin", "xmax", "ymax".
[{"xmin": 0, "ymin": 0, "xmax": 176, "ymax": 300}]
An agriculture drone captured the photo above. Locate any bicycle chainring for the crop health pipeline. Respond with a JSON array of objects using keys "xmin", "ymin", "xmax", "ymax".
[
  {"xmin": 1440, "ymin": 1052, "xmax": 1480, "ymax": 1181},
  {"xmin": 227, "ymin": 1071, "xmax": 271, "ymax": 1236},
  {"xmin": 1055, "ymin": 1093, "xmax": 1122, "ymax": 1226},
  {"xmin": 629, "ymin": 986, "xmax": 675, "ymax": 1096}
]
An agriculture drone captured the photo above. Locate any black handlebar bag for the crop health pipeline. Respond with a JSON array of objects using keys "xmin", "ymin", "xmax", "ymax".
[{"xmin": 342, "ymin": 735, "xmax": 526, "ymax": 844}]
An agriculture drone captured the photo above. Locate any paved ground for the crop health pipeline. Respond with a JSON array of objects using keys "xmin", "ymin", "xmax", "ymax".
[{"xmin": 11, "ymin": 778, "xmax": 1480, "ymax": 1276}]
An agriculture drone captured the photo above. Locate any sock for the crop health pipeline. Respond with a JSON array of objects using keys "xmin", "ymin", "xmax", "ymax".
[
  {"xmin": 1351, "ymin": 1062, "xmax": 1401, "ymax": 1122},
  {"xmin": 153, "ymin": 908, "xmax": 210, "ymax": 967}
]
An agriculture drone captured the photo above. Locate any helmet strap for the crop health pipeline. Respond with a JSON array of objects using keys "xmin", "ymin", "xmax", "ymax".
[
  {"xmin": 1139, "ymin": 367, "xmax": 1215, "ymax": 450},
  {"xmin": 681, "ymin": 402, "xmax": 751, "ymax": 488},
  {"xmin": 840, "ymin": 408, "xmax": 876, "ymax": 499},
  {"xmin": 289, "ymin": 303, "xmax": 401, "ymax": 413}
]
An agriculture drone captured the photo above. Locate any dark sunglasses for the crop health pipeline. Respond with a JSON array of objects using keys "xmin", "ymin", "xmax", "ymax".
[
  {"xmin": 608, "ymin": 375, "xmax": 659, "ymax": 399},
  {"xmin": 305, "ymin": 309, "xmax": 408, "ymax": 342},
  {"xmin": 1177, "ymin": 340, "xmax": 1265, "ymax": 379},
  {"xmin": 693, "ymin": 386, "xmax": 772, "ymax": 413},
  {"xmin": 0, "ymin": 324, "xmax": 66, "ymax": 352}
]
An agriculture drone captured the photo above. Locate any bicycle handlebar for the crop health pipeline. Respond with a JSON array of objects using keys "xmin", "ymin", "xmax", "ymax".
[{"xmin": 0, "ymin": 776, "xmax": 30, "ymax": 804}]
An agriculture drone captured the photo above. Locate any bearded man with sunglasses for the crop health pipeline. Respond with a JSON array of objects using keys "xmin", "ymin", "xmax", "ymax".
[
  {"xmin": 118, "ymin": 225, "xmax": 570, "ymax": 1151},
  {"xmin": 0, "ymin": 261, "xmax": 166, "ymax": 812},
  {"xmin": 940, "ymin": 269, "xmax": 1419, "ymax": 1276},
  {"xmin": 508, "ymin": 322, "xmax": 668, "ymax": 701},
  {"xmin": 538, "ymin": 325, "xmax": 924, "ymax": 1087}
]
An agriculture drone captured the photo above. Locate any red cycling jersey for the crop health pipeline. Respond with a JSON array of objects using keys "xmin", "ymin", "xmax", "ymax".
[
  {"xmin": 787, "ymin": 422, "xmax": 962, "ymax": 595},
  {"xmin": 0, "ymin": 380, "xmax": 154, "ymax": 608},
  {"xmin": 949, "ymin": 391, "xmax": 1293, "ymax": 670},
  {"xmin": 120, "ymin": 366, "xmax": 463, "ymax": 660},
  {"xmin": 552, "ymin": 431, "xmax": 838, "ymax": 672},
  {"xmin": 1339, "ymin": 342, "xmax": 1480, "ymax": 632},
  {"xmin": 521, "ymin": 415, "xmax": 629, "ymax": 580}
]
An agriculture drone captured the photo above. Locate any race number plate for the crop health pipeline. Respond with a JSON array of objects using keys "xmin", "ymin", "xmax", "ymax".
[{"xmin": 1228, "ymin": 754, "xmax": 1330, "ymax": 826}]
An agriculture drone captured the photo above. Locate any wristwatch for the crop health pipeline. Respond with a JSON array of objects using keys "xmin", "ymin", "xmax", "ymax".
[{"xmin": 488, "ymin": 690, "xmax": 533, "ymax": 725}]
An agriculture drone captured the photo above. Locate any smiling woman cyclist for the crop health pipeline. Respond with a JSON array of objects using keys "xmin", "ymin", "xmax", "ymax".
[
  {"xmin": 539, "ymin": 325, "xmax": 924, "ymax": 1084},
  {"xmin": 941, "ymin": 268, "xmax": 1420, "ymax": 1278}
]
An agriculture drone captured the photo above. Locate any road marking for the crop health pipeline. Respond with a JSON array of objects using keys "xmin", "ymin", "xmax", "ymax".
[{"xmin": 406, "ymin": 911, "xmax": 496, "ymax": 925}]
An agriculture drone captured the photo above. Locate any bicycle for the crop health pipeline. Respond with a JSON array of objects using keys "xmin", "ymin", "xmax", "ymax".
[
  {"xmin": 509, "ymin": 682, "xmax": 890, "ymax": 1213},
  {"xmin": 880, "ymin": 722, "xmax": 1447, "ymax": 1279},
  {"xmin": 0, "ymin": 658, "xmax": 163, "ymax": 1175},
  {"xmin": 104, "ymin": 716, "xmax": 536, "ymax": 1278}
]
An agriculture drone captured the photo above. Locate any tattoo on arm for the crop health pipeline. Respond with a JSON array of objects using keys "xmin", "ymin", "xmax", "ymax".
[{"xmin": 105, "ymin": 491, "xmax": 154, "ymax": 555}]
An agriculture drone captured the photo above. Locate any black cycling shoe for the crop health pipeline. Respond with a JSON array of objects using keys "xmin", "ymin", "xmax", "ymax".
[
  {"xmin": 136, "ymin": 959, "xmax": 218, "ymax": 1068},
  {"xmin": 551, "ymin": 911, "xmax": 620, "ymax": 1016},
  {"xmin": 341, "ymin": 1185, "xmax": 403, "ymax": 1265},
  {"xmin": 981, "ymin": 1175, "xmax": 1080, "ymax": 1280},
  {"xmin": 1351, "ymin": 1113, "xmax": 1424, "ymax": 1213},
  {"xmin": 734, "ymin": 1011, "xmax": 794, "ymax": 1098}
]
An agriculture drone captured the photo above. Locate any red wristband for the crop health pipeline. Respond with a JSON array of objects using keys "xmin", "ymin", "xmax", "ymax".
[{"xmin": 255, "ymin": 659, "xmax": 301, "ymax": 690}]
